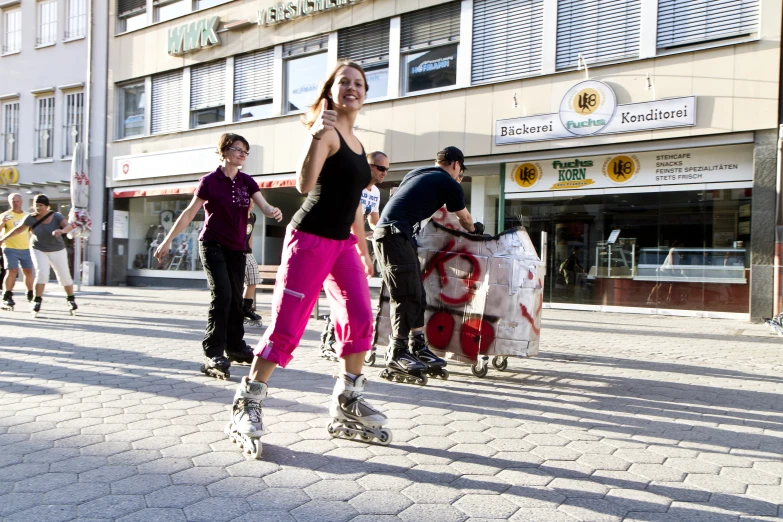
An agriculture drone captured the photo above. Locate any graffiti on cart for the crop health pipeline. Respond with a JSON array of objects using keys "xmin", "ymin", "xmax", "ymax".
[{"xmin": 421, "ymin": 238, "xmax": 481, "ymax": 305}]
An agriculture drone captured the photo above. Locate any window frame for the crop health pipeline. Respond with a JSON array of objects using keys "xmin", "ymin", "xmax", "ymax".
[
  {"xmin": 153, "ymin": 0, "xmax": 190, "ymax": 24},
  {"xmin": 117, "ymin": 82, "xmax": 147, "ymax": 140},
  {"xmin": 65, "ymin": 0, "xmax": 87, "ymax": 40},
  {"xmin": 63, "ymin": 91, "xmax": 84, "ymax": 158},
  {"xmin": 2, "ymin": 7, "xmax": 22, "ymax": 55},
  {"xmin": 35, "ymin": 95, "xmax": 55, "ymax": 160},
  {"xmin": 1, "ymin": 100, "xmax": 20, "ymax": 163},
  {"xmin": 401, "ymin": 41, "xmax": 461, "ymax": 96},
  {"xmin": 36, "ymin": 0, "xmax": 58, "ymax": 47}
]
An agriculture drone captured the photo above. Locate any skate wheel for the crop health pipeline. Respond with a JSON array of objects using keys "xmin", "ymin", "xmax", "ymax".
[
  {"xmin": 440, "ymin": 369, "xmax": 450, "ymax": 380},
  {"xmin": 359, "ymin": 433, "xmax": 373, "ymax": 442},
  {"xmin": 365, "ymin": 352, "xmax": 376, "ymax": 366},
  {"xmin": 250, "ymin": 439, "xmax": 262, "ymax": 459},
  {"xmin": 326, "ymin": 422, "xmax": 339, "ymax": 438},
  {"xmin": 378, "ymin": 429, "xmax": 392, "ymax": 446},
  {"xmin": 471, "ymin": 363, "xmax": 488, "ymax": 378},
  {"xmin": 491, "ymin": 356, "xmax": 508, "ymax": 371},
  {"xmin": 416, "ymin": 375, "xmax": 428, "ymax": 386},
  {"xmin": 343, "ymin": 430, "xmax": 356, "ymax": 439}
]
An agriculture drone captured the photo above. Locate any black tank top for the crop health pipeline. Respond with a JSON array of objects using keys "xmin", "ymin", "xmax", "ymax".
[{"xmin": 290, "ymin": 130, "xmax": 371, "ymax": 240}]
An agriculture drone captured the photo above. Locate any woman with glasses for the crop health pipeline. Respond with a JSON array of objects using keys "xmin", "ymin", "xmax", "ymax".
[
  {"xmin": 155, "ymin": 133, "xmax": 282, "ymax": 380},
  {"xmin": 227, "ymin": 60, "xmax": 389, "ymax": 459}
]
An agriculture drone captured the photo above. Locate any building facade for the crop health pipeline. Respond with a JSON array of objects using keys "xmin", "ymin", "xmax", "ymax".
[
  {"xmin": 105, "ymin": 0, "xmax": 780, "ymax": 321},
  {"xmin": 0, "ymin": 0, "xmax": 108, "ymax": 282}
]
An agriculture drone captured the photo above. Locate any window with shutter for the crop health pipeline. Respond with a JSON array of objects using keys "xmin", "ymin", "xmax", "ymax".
[
  {"xmin": 556, "ymin": 0, "xmax": 640, "ymax": 70},
  {"xmin": 657, "ymin": 0, "xmax": 759, "ymax": 49},
  {"xmin": 400, "ymin": 2, "xmax": 461, "ymax": 94},
  {"xmin": 117, "ymin": 0, "xmax": 146, "ymax": 33},
  {"xmin": 1, "ymin": 101, "xmax": 19, "ymax": 162},
  {"xmin": 118, "ymin": 83, "xmax": 145, "ymax": 139},
  {"xmin": 151, "ymin": 70, "xmax": 183, "ymax": 134},
  {"xmin": 472, "ymin": 0, "xmax": 544, "ymax": 84},
  {"xmin": 285, "ymin": 35, "xmax": 329, "ymax": 114},
  {"xmin": 190, "ymin": 61, "xmax": 226, "ymax": 127},
  {"xmin": 118, "ymin": 0, "xmax": 145, "ymax": 17},
  {"xmin": 63, "ymin": 91, "xmax": 84, "ymax": 157},
  {"xmin": 339, "ymin": 20, "xmax": 391, "ymax": 99},
  {"xmin": 234, "ymin": 49, "xmax": 274, "ymax": 121},
  {"xmin": 35, "ymin": 96, "xmax": 55, "ymax": 160}
]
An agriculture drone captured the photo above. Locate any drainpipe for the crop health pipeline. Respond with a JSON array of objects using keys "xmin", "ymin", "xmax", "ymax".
[{"xmin": 774, "ymin": 125, "xmax": 783, "ymax": 315}]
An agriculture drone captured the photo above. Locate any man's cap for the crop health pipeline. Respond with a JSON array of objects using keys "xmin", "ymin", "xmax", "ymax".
[{"xmin": 436, "ymin": 146, "xmax": 467, "ymax": 171}]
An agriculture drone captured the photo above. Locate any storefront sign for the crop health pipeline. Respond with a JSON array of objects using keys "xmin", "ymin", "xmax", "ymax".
[
  {"xmin": 256, "ymin": 0, "xmax": 364, "ymax": 26},
  {"xmin": 0, "ymin": 166, "xmax": 19, "ymax": 185},
  {"xmin": 505, "ymin": 144, "xmax": 753, "ymax": 194},
  {"xmin": 168, "ymin": 16, "xmax": 220, "ymax": 55},
  {"xmin": 496, "ymin": 80, "xmax": 696, "ymax": 145},
  {"xmin": 114, "ymin": 146, "xmax": 218, "ymax": 181}
]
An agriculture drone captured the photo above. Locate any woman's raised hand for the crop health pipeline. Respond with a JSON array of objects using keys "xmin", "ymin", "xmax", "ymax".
[
  {"xmin": 310, "ymin": 98, "xmax": 336, "ymax": 140},
  {"xmin": 266, "ymin": 206, "xmax": 283, "ymax": 222}
]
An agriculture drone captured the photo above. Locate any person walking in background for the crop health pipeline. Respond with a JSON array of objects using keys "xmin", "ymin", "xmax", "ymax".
[
  {"xmin": 373, "ymin": 146, "xmax": 483, "ymax": 384},
  {"xmin": 561, "ymin": 247, "xmax": 585, "ymax": 301},
  {"xmin": 242, "ymin": 200, "xmax": 264, "ymax": 327},
  {"xmin": 0, "ymin": 193, "xmax": 35, "ymax": 311},
  {"xmin": 154, "ymin": 133, "xmax": 282, "ymax": 380},
  {"xmin": 0, "ymin": 194, "xmax": 78, "ymax": 316},
  {"xmin": 226, "ymin": 60, "xmax": 390, "ymax": 459}
]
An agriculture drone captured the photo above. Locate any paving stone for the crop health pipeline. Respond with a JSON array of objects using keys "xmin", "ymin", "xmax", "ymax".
[
  {"xmin": 44, "ymin": 482, "xmax": 111, "ymax": 504},
  {"xmin": 304, "ymin": 480, "xmax": 363, "ymax": 501},
  {"xmin": 77, "ymin": 495, "xmax": 147, "ymax": 519},
  {"xmin": 453, "ymin": 494, "xmax": 520, "ymax": 519},
  {"xmin": 604, "ymin": 488, "xmax": 671, "ymax": 513},
  {"xmin": 182, "ymin": 497, "xmax": 251, "ymax": 522},
  {"xmin": 246, "ymin": 488, "xmax": 311, "ymax": 511},
  {"xmin": 398, "ymin": 503, "xmax": 466, "ymax": 522},
  {"xmin": 665, "ymin": 458, "xmax": 721, "ymax": 475},
  {"xmin": 0, "ymin": 493, "xmax": 44, "ymax": 516},
  {"xmin": 628, "ymin": 464, "xmax": 686, "ymax": 482},
  {"xmin": 684, "ymin": 473, "xmax": 748, "ymax": 494},
  {"xmin": 111, "ymin": 473, "xmax": 172, "ymax": 494},
  {"xmin": 558, "ymin": 498, "xmax": 628, "ymax": 522},
  {"xmin": 746, "ymin": 484, "xmax": 783, "ymax": 504},
  {"xmin": 452, "ymin": 475, "xmax": 510, "ymax": 495},
  {"xmin": 291, "ymin": 500, "xmax": 359, "ymax": 522},
  {"xmin": 4, "ymin": 504, "xmax": 77, "ymax": 522},
  {"xmin": 503, "ymin": 486, "xmax": 566, "ymax": 509},
  {"xmin": 117, "ymin": 508, "xmax": 187, "ymax": 522},
  {"xmin": 145, "ymin": 485, "xmax": 210, "ymax": 508},
  {"xmin": 720, "ymin": 467, "xmax": 781, "ymax": 485},
  {"xmin": 230, "ymin": 512, "xmax": 296, "ymax": 522}
]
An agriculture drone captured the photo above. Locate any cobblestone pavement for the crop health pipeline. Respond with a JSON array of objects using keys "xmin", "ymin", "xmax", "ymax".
[{"xmin": 0, "ymin": 287, "xmax": 782, "ymax": 522}]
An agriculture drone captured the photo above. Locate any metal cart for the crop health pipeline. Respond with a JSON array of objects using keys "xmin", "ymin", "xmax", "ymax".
[{"xmin": 371, "ymin": 214, "xmax": 544, "ymax": 378}]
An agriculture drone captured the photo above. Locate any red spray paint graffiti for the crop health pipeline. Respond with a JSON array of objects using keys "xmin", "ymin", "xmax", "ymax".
[{"xmin": 421, "ymin": 239, "xmax": 483, "ymax": 305}]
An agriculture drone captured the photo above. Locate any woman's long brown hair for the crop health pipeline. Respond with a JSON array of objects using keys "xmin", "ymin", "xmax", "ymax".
[{"xmin": 302, "ymin": 59, "xmax": 368, "ymax": 129}]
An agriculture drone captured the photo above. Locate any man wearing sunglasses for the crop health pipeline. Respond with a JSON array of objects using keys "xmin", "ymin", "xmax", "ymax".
[
  {"xmin": 362, "ymin": 151, "xmax": 389, "ymax": 229},
  {"xmin": 373, "ymin": 146, "xmax": 484, "ymax": 384}
]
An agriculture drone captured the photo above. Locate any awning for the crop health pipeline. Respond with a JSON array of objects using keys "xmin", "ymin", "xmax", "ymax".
[{"xmin": 113, "ymin": 174, "xmax": 297, "ymax": 198}]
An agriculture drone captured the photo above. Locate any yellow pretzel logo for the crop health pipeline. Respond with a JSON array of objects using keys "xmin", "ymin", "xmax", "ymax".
[{"xmin": 0, "ymin": 167, "xmax": 19, "ymax": 186}]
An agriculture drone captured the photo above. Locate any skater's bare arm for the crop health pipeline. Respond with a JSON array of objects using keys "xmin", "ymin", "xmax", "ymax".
[
  {"xmin": 154, "ymin": 196, "xmax": 204, "ymax": 262},
  {"xmin": 251, "ymin": 192, "xmax": 282, "ymax": 222},
  {"xmin": 368, "ymin": 211, "xmax": 380, "ymax": 230},
  {"xmin": 352, "ymin": 205, "xmax": 373, "ymax": 278},
  {"xmin": 297, "ymin": 100, "xmax": 339, "ymax": 194},
  {"xmin": 454, "ymin": 208, "xmax": 476, "ymax": 233},
  {"xmin": 0, "ymin": 223, "xmax": 29, "ymax": 245}
]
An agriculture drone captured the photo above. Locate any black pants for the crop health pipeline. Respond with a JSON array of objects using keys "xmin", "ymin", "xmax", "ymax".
[
  {"xmin": 199, "ymin": 240, "xmax": 246, "ymax": 358},
  {"xmin": 373, "ymin": 233, "xmax": 427, "ymax": 341}
]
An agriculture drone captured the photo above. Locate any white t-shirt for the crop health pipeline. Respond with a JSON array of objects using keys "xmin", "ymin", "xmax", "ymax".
[{"xmin": 360, "ymin": 186, "xmax": 380, "ymax": 216}]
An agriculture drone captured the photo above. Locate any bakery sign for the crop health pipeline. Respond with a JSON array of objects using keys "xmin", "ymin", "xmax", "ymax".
[
  {"xmin": 496, "ymin": 80, "xmax": 696, "ymax": 145},
  {"xmin": 505, "ymin": 144, "xmax": 753, "ymax": 194}
]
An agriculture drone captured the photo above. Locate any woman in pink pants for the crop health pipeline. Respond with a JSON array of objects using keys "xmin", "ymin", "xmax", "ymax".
[{"xmin": 225, "ymin": 60, "xmax": 390, "ymax": 458}]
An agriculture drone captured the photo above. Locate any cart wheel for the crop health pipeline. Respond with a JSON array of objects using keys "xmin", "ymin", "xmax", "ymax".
[
  {"xmin": 491, "ymin": 356, "xmax": 508, "ymax": 371},
  {"xmin": 471, "ymin": 362, "xmax": 489, "ymax": 378}
]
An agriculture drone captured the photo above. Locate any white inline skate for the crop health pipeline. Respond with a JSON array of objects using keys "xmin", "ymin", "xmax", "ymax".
[
  {"xmin": 225, "ymin": 376, "xmax": 267, "ymax": 459},
  {"xmin": 327, "ymin": 373, "xmax": 391, "ymax": 445}
]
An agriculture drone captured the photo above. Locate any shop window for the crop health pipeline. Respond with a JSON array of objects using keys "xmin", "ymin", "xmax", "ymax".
[
  {"xmin": 117, "ymin": 0, "xmax": 146, "ymax": 33},
  {"xmin": 2, "ymin": 7, "xmax": 21, "ymax": 54},
  {"xmin": 555, "ymin": 0, "xmax": 640, "ymax": 69},
  {"xmin": 151, "ymin": 70, "xmax": 183, "ymax": 134},
  {"xmin": 284, "ymin": 35, "xmax": 328, "ymax": 114},
  {"xmin": 128, "ymin": 195, "xmax": 205, "ymax": 273},
  {"xmin": 37, "ymin": 0, "xmax": 57, "ymax": 46},
  {"xmin": 63, "ymin": 91, "xmax": 83, "ymax": 157},
  {"xmin": 234, "ymin": 49, "xmax": 274, "ymax": 121},
  {"xmin": 657, "ymin": 0, "xmax": 759, "ymax": 49},
  {"xmin": 400, "ymin": 2, "xmax": 461, "ymax": 94},
  {"xmin": 339, "ymin": 19, "xmax": 390, "ymax": 100},
  {"xmin": 190, "ymin": 60, "xmax": 226, "ymax": 128},
  {"xmin": 154, "ymin": 0, "xmax": 190, "ymax": 23},
  {"xmin": 35, "ymin": 95, "xmax": 55, "ymax": 160},
  {"xmin": 1, "ymin": 100, "xmax": 19, "ymax": 162},
  {"xmin": 118, "ymin": 83, "xmax": 145, "ymax": 138},
  {"xmin": 472, "ymin": 0, "xmax": 544, "ymax": 84},
  {"xmin": 66, "ymin": 0, "xmax": 87, "ymax": 39}
]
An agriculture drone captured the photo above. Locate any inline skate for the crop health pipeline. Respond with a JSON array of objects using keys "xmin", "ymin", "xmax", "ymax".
[
  {"xmin": 225, "ymin": 376, "xmax": 267, "ymax": 459},
  {"xmin": 319, "ymin": 317, "xmax": 338, "ymax": 362},
  {"xmin": 226, "ymin": 341, "xmax": 254, "ymax": 366},
  {"xmin": 409, "ymin": 332, "xmax": 449, "ymax": 380},
  {"xmin": 327, "ymin": 373, "xmax": 391, "ymax": 445},
  {"xmin": 242, "ymin": 298, "xmax": 263, "ymax": 327},
  {"xmin": 66, "ymin": 295, "xmax": 78, "ymax": 316},
  {"xmin": 200, "ymin": 355, "xmax": 231, "ymax": 380},
  {"xmin": 379, "ymin": 339, "xmax": 429, "ymax": 386},
  {"xmin": 31, "ymin": 296, "xmax": 42, "ymax": 317},
  {"xmin": 26, "ymin": 290, "xmax": 33, "ymax": 304},
  {"xmin": 1, "ymin": 291, "xmax": 14, "ymax": 312}
]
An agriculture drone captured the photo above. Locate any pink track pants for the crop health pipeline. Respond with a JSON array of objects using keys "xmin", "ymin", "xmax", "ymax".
[{"xmin": 254, "ymin": 225, "xmax": 373, "ymax": 368}]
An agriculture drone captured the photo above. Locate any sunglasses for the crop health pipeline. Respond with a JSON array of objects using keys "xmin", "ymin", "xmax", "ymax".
[
  {"xmin": 228, "ymin": 147, "xmax": 249, "ymax": 156},
  {"xmin": 370, "ymin": 164, "xmax": 388, "ymax": 173}
]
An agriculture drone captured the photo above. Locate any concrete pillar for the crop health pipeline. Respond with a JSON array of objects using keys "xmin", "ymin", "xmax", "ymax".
[{"xmin": 750, "ymin": 129, "xmax": 777, "ymax": 321}]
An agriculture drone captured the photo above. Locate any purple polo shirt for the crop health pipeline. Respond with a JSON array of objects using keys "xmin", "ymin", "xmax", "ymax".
[{"xmin": 194, "ymin": 167, "xmax": 260, "ymax": 251}]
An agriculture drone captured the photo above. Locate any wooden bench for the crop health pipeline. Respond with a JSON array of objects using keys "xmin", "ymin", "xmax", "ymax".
[{"xmin": 255, "ymin": 264, "xmax": 323, "ymax": 318}]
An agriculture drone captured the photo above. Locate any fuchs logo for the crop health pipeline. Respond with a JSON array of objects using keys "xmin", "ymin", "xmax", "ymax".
[
  {"xmin": 603, "ymin": 155, "xmax": 640, "ymax": 184},
  {"xmin": 512, "ymin": 162, "xmax": 542, "ymax": 189},
  {"xmin": 560, "ymin": 80, "xmax": 617, "ymax": 136}
]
